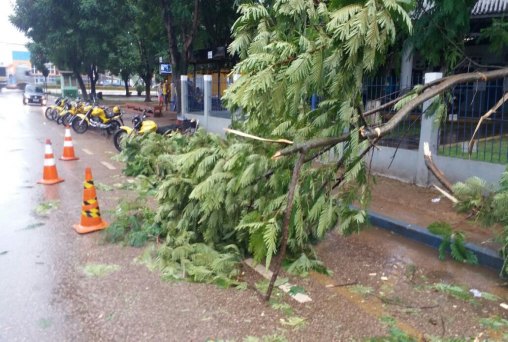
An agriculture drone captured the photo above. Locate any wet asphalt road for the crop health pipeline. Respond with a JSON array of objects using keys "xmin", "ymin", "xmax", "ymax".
[{"xmin": 0, "ymin": 89, "xmax": 121, "ymax": 341}]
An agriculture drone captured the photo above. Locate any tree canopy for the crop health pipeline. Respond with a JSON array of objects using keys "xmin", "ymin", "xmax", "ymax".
[{"xmin": 11, "ymin": 0, "xmax": 128, "ymax": 99}]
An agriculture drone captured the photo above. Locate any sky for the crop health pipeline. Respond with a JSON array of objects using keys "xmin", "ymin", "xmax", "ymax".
[{"xmin": 0, "ymin": 0, "xmax": 29, "ymax": 66}]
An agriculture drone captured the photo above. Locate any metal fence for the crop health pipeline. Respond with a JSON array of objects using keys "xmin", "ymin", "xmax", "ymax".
[
  {"xmin": 362, "ymin": 75, "xmax": 424, "ymax": 150},
  {"xmin": 438, "ymin": 78, "xmax": 508, "ymax": 164},
  {"xmin": 187, "ymin": 76, "xmax": 204, "ymax": 112}
]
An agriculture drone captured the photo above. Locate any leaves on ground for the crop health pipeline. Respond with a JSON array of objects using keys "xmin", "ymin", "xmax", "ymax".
[
  {"xmin": 271, "ymin": 302, "xmax": 293, "ymax": 316},
  {"xmin": 82, "ymin": 263, "xmax": 120, "ymax": 277},
  {"xmin": 279, "ymin": 316, "xmax": 305, "ymax": 329},
  {"xmin": 243, "ymin": 335, "xmax": 288, "ymax": 342},
  {"xmin": 35, "ymin": 200, "xmax": 60, "ymax": 216},
  {"xmin": 95, "ymin": 182, "xmax": 114, "ymax": 191},
  {"xmin": 480, "ymin": 316, "xmax": 508, "ymax": 330},
  {"xmin": 349, "ymin": 284, "xmax": 374, "ymax": 296},
  {"xmin": 288, "ymin": 285, "xmax": 306, "ymax": 296},
  {"xmin": 430, "ymin": 283, "xmax": 472, "ymax": 301}
]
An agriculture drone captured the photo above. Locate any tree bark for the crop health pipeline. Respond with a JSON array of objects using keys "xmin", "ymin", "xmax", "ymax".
[
  {"xmin": 161, "ymin": 0, "xmax": 200, "ymax": 113},
  {"xmin": 87, "ymin": 63, "xmax": 99, "ymax": 99},
  {"xmin": 124, "ymin": 79, "xmax": 130, "ymax": 97},
  {"xmin": 74, "ymin": 67, "xmax": 88, "ymax": 101},
  {"xmin": 362, "ymin": 68, "xmax": 508, "ymax": 139},
  {"xmin": 265, "ymin": 150, "xmax": 307, "ymax": 301}
]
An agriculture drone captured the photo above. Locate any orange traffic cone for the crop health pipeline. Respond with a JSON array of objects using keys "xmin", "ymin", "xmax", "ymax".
[
  {"xmin": 73, "ymin": 167, "xmax": 108, "ymax": 234},
  {"xmin": 60, "ymin": 126, "xmax": 79, "ymax": 161},
  {"xmin": 38, "ymin": 139, "xmax": 64, "ymax": 185}
]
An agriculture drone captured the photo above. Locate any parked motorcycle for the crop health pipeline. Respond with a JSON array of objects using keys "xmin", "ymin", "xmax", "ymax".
[
  {"xmin": 56, "ymin": 99, "xmax": 90, "ymax": 126},
  {"xmin": 113, "ymin": 111, "xmax": 199, "ymax": 151},
  {"xmin": 45, "ymin": 97, "xmax": 69, "ymax": 121},
  {"xmin": 71, "ymin": 105, "xmax": 124, "ymax": 134}
]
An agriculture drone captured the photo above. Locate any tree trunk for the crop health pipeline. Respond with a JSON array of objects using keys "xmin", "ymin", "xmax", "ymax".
[
  {"xmin": 74, "ymin": 68, "xmax": 88, "ymax": 100},
  {"xmin": 265, "ymin": 151, "xmax": 307, "ymax": 301},
  {"xmin": 124, "ymin": 79, "xmax": 130, "ymax": 97},
  {"xmin": 142, "ymin": 73, "xmax": 153, "ymax": 102},
  {"xmin": 87, "ymin": 64, "xmax": 99, "ymax": 100},
  {"xmin": 161, "ymin": 0, "xmax": 199, "ymax": 113}
]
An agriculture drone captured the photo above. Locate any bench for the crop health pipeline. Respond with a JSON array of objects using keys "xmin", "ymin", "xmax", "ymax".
[{"xmin": 124, "ymin": 103, "xmax": 163, "ymax": 117}]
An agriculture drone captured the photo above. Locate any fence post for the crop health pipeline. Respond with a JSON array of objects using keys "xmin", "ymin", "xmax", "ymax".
[
  {"xmin": 204, "ymin": 74, "xmax": 212, "ymax": 130},
  {"xmin": 180, "ymin": 75, "xmax": 188, "ymax": 115},
  {"xmin": 400, "ymin": 44, "xmax": 413, "ymax": 92},
  {"xmin": 416, "ymin": 72, "xmax": 443, "ymax": 186}
]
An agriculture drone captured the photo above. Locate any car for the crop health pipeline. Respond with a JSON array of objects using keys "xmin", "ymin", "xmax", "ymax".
[{"xmin": 23, "ymin": 84, "xmax": 47, "ymax": 106}]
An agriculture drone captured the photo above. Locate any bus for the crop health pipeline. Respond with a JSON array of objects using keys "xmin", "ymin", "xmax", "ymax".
[{"xmin": 0, "ymin": 66, "xmax": 7, "ymax": 91}]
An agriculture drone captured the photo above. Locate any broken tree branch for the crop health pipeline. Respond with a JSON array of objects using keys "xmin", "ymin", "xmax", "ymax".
[
  {"xmin": 362, "ymin": 68, "xmax": 508, "ymax": 139},
  {"xmin": 433, "ymin": 184, "xmax": 459, "ymax": 204},
  {"xmin": 272, "ymin": 135, "xmax": 349, "ymax": 160},
  {"xmin": 265, "ymin": 150, "xmax": 307, "ymax": 301},
  {"xmin": 225, "ymin": 128, "xmax": 294, "ymax": 145},
  {"xmin": 423, "ymin": 142, "xmax": 454, "ymax": 193},
  {"xmin": 468, "ymin": 92, "xmax": 508, "ymax": 156}
]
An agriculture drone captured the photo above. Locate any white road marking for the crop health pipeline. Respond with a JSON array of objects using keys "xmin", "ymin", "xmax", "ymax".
[
  {"xmin": 101, "ymin": 161, "xmax": 116, "ymax": 170},
  {"xmin": 244, "ymin": 258, "xmax": 312, "ymax": 303},
  {"xmin": 82, "ymin": 148, "xmax": 93, "ymax": 155}
]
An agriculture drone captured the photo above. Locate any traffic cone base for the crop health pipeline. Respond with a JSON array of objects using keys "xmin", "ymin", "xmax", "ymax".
[
  {"xmin": 73, "ymin": 221, "xmax": 108, "ymax": 234},
  {"xmin": 74, "ymin": 167, "xmax": 108, "ymax": 234},
  {"xmin": 60, "ymin": 126, "xmax": 79, "ymax": 161},
  {"xmin": 39, "ymin": 139, "xmax": 64, "ymax": 185},
  {"xmin": 38, "ymin": 178, "xmax": 64, "ymax": 185}
]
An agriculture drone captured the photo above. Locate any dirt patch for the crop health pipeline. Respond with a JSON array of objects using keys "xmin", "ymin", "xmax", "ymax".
[{"xmin": 368, "ymin": 175, "xmax": 502, "ymax": 251}]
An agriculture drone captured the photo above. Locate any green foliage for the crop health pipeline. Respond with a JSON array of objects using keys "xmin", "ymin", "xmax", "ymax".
[
  {"xmin": 350, "ymin": 284, "xmax": 374, "ymax": 296},
  {"xmin": 411, "ymin": 0, "xmax": 477, "ymax": 70},
  {"xmin": 11, "ymin": 0, "xmax": 132, "ymax": 96},
  {"xmin": 479, "ymin": 316, "xmax": 508, "ymax": 331},
  {"xmin": 104, "ymin": 197, "xmax": 162, "ymax": 247},
  {"xmin": 82, "ymin": 263, "xmax": 120, "ymax": 278},
  {"xmin": 35, "ymin": 200, "xmax": 60, "ymax": 216},
  {"xmin": 480, "ymin": 19, "xmax": 508, "ymax": 55},
  {"xmin": 243, "ymin": 335, "xmax": 288, "ymax": 342},
  {"xmin": 452, "ymin": 168, "xmax": 508, "ymax": 276},
  {"xmin": 427, "ymin": 222, "xmax": 478, "ymax": 264},
  {"xmin": 112, "ymin": 0, "xmax": 414, "ymax": 289},
  {"xmin": 279, "ymin": 316, "xmax": 306, "ymax": 329},
  {"xmin": 430, "ymin": 283, "xmax": 472, "ymax": 301},
  {"xmin": 366, "ymin": 315, "xmax": 416, "ymax": 341}
]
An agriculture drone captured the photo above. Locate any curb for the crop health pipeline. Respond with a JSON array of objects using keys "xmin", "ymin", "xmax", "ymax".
[{"xmin": 367, "ymin": 210, "xmax": 504, "ymax": 272}]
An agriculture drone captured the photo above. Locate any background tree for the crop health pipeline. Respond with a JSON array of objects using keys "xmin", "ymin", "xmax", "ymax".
[
  {"xmin": 130, "ymin": 0, "xmax": 167, "ymax": 102},
  {"xmin": 410, "ymin": 0, "xmax": 477, "ymax": 71},
  {"xmin": 27, "ymin": 42, "xmax": 50, "ymax": 92},
  {"xmin": 11, "ymin": 0, "xmax": 126, "ymax": 100},
  {"xmin": 159, "ymin": 0, "xmax": 238, "ymax": 112}
]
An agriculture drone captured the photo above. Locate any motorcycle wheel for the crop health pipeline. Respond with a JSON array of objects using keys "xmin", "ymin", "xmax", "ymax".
[
  {"xmin": 56, "ymin": 115, "xmax": 64, "ymax": 125},
  {"xmin": 113, "ymin": 129, "xmax": 128, "ymax": 152},
  {"xmin": 45, "ymin": 107, "xmax": 55, "ymax": 121},
  {"xmin": 106, "ymin": 120, "xmax": 121, "ymax": 135},
  {"xmin": 72, "ymin": 118, "xmax": 88, "ymax": 134},
  {"xmin": 63, "ymin": 113, "xmax": 73, "ymax": 127}
]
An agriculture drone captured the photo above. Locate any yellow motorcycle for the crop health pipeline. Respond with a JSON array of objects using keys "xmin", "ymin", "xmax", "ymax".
[
  {"xmin": 113, "ymin": 111, "xmax": 198, "ymax": 151},
  {"xmin": 45, "ymin": 97, "xmax": 68, "ymax": 121},
  {"xmin": 71, "ymin": 105, "xmax": 124, "ymax": 134},
  {"xmin": 56, "ymin": 99, "xmax": 90, "ymax": 126}
]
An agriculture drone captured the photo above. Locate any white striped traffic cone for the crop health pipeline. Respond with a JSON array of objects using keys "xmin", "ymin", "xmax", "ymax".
[
  {"xmin": 60, "ymin": 126, "xmax": 79, "ymax": 161},
  {"xmin": 38, "ymin": 139, "xmax": 64, "ymax": 185}
]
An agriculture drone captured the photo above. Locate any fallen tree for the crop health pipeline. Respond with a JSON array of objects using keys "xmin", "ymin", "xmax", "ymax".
[{"xmin": 113, "ymin": 0, "xmax": 508, "ymax": 300}]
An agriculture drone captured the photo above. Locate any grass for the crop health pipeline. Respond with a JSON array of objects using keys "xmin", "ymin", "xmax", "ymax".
[{"xmin": 439, "ymin": 136, "xmax": 508, "ymax": 164}]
